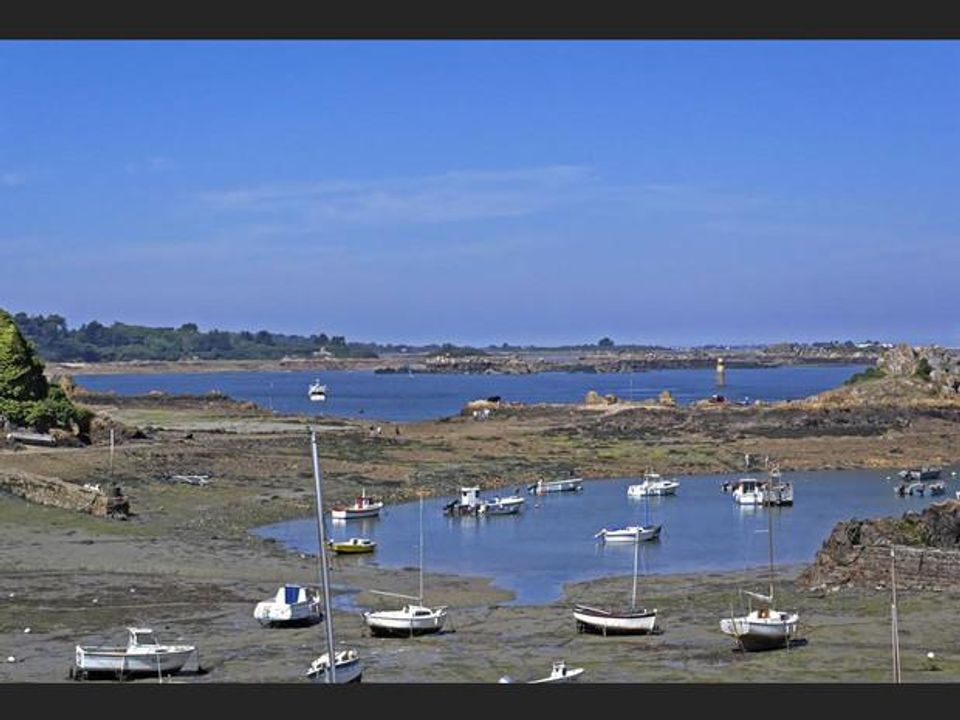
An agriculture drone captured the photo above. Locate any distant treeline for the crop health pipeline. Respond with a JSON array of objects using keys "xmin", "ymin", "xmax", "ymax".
[{"xmin": 13, "ymin": 313, "xmax": 382, "ymax": 362}]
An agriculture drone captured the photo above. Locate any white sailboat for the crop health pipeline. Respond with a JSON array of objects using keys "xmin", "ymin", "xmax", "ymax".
[
  {"xmin": 363, "ymin": 494, "xmax": 448, "ymax": 637},
  {"xmin": 308, "ymin": 380, "xmax": 327, "ymax": 402},
  {"xmin": 574, "ymin": 531, "xmax": 658, "ymax": 635},
  {"xmin": 719, "ymin": 498, "xmax": 798, "ymax": 651},
  {"xmin": 305, "ymin": 429, "xmax": 362, "ymax": 683}
]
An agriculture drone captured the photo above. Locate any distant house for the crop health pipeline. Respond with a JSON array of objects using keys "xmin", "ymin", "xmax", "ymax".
[{"xmin": 312, "ymin": 347, "xmax": 334, "ymax": 358}]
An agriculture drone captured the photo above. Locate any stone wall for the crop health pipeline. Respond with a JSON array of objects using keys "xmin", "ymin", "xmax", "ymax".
[
  {"xmin": 0, "ymin": 468, "xmax": 126, "ymax": 517},
  {"xmin": 799, "ymin": 500, "xmax": 960, "ymax": 590}
]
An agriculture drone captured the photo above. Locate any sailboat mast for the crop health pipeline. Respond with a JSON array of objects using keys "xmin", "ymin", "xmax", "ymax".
[
  {"xmin": 891, "ymin": 546, "xmax": 901, "ymax": 683},
  {"xmin": 109, "ymin": 428, "xmax": 114, "ymax": 476},
  {"xmin": 631, "ymin": 533, "xmax": 639, "ymax": 609},
  {"xmin": 767, "ymin": 487, "xmax": 775, "ymax": 599},
  {"xmin": 419, "ymin": 493, "xmax": 424, "ymax": 605},
  {"xmin": 309, "ymin": 429, "xmax": 337, "ymax": 683}
]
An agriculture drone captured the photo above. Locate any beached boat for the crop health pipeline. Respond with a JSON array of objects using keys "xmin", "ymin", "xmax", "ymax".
[
  {"xmin": 720, "ymin": 491, "xmax": 799, "ymax": 651},
  {"xmin": 529, "ymin": 477, "xmax": 584, "ymax": 495},
  {"xmin": 73, "ymin": 627, "xmax": 196, "ymax": 680},
  {"xmin": 479, "ymin": 495, "xmax": 525, "ymax": 515},
  {"xmin": 306, "ymin": 648, "xmax": 362, "ymax": 684},
  {"xmin": 327, "ymin": 537, "xmax": 376, "ymax": 554},
  {"xmin": 528, "ymin": 660, "xmax": 585, "ymax": 684},
  {"xmin": 254, "ymin": 584, "xmax": 323, "ymax": 627},
  {"xmin": 331, "ymin": 488, "xmax": 384, "ymax": 520},
  {"xmin": 594, "ymin": 525, "xmax": 661, "ymax": 543},
  {"xmin": 308, "ymin": 380, "xmax": 327, "ymax": 402},
  {"xmin": 627, "ymin": 472, "xmax": 680, "ymax": 497},
  {"xmin": 574, "ymin": 534, "xmax": 658, "ymax": 635},
  {"xmin": 306, "ymin": 429, "xmax": 362, "ymax": 683},
  {"xmin": 363, "ymin": 495, "xmax": 448, "ymax": 638}
]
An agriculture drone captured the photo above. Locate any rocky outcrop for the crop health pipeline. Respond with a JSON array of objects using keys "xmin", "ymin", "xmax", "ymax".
[
  {"xmin": 877, "ymin": 344, "xmax": 960, "ymax": 398},
  {"xmin": 799, "ymin": 500, "xmax": 960, "ymax": 590}
]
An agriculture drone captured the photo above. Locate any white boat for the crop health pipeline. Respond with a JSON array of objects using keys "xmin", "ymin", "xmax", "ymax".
[
  {"xmin": 331, "ymin": 488, "xmax": 384, "ymax": 520},
  {"xmin": 594, "ymin": 525, "xmax": 661, "ymax": 543},
  {"xmin": 627, "ymin": 472, "xmax": 680, "ymax": 497},
  {"xmin": 306, "ymin": 648, "xmax": 362, "ymax": 684},
  {"xmin": 443, "ymin": 486, "xmax": 484, "ymax": 516},
  {"xmin": 528, "ymin": 660, "xmax": 585, "ymax": 684},
  {"xmin": 73, "ymin": 627, "xmax": 196, "ymax": 679},
  {"xmin": 363, "ymin": 494, "xmax": 448, "ymax": 638},
  {"xmin": 905, "ymin": 481, "xmax": 925, "ymax": 496},
  {"xmin": 306, "ymin": 429, "xmax": 362, "ymax": 683},
  {"xmin": 719, "ymin": 592, "xmax": 799, "ymax": 652},
  {"xmin": 719, "ymin": 489, "xmax": 799, "ymax": 651},
  {"xmin": 308, "ymin": 380, "xmax": 327, "ymax": 402},
  {"xmin": 480, "ymin": 495, "xmax": 525, "ymax": 515},
  {"xmin": 529, "ymin": 477, "xmax": 584, "ymax": 495},
  {"xmin": 574, "ymin": 534, "xmax": 658, "ymax": 635},
  {"xmin": 731, "ymin": 477, "xmax": 794, "ymax": 506},
  {"xmin": 254, "ymin": 584, "xmax": 323, "ymax": 627}
]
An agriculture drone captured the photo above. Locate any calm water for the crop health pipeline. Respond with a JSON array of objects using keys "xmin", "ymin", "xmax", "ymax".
[
  {"xmin": 74, "ymin": 364, "xmax": 866, "ymax": 422},
  {"xmin": 253, "ymin": 469, "xmax": 958, "ymax": 605}
]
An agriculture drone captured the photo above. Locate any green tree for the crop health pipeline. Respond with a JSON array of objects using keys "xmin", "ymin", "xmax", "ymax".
[
  {"xmin": 598, "ymin": 337, "xmax": 615, "ymax": 348},
  {"xmin": 0, "ymin": 309, "xmax": 49, "ymax": 401}
]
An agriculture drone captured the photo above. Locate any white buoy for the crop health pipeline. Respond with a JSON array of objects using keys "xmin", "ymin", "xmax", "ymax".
[
  {"xmin": 928, "ymin": 651, "xmax": 936, "ymax": 660},
  {"xmin": 6, "ymin": 656, "xmax": 15, "ymax": 663},
  {"xmin": 23, "ymin": 627, "xmax": 31, "ymax": 634},
  {"xmin": 92, "ymin": 598, "xmax": 99, "ymax": 604}
]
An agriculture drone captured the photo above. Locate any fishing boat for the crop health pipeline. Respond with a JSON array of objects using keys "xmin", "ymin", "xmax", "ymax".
[
  {"xmin": 574, "ymin": 533, "xmax": 658, "ymax": 635},
  {"xmin": 443, "ymin": 486, "xmax": 484, "ymax": 516},
  {"xmin": 719, "ymin": 492, "xmax": 799, "ymax": 651},
  {"xmin": 306, "ymin": 429, "xmax": 362, "ymax": 683},
  {"xmin": 479, "ymin": 495, "xmax": 525, "ymax": 515},
  {"xmin": 327, "ymin": 537, "xmax": 377, "ymax": 554},
  {"xmin": 308, "ymin": 380, "xmax": 327, "ymax": 402},
  {"xmin": 363, "ymin": 494, "xmax": 448, "ymax": 637},
  {"xmin": 331, "ymin": 488, "xmax": 384, "ymax": 520},
  {"xmin": 529, "ymin": 477, "xmax": 584, "ymax": 495},
  {"xmin": 627, "ymin": 472, "xmax": 680, "ymax": 497},
  {"xmin": 899, "ymin": 466, "xmax": 942, "ymax": 481},
  {"xmin": 594, "ymin": 525, "xmax": 661, "ymax": 543},
  {"xmin": 528, "ymin": 660, "xmax": 585, "ymax": 684},
  {"xmin": 73, "ymin": 627, "xmax": 196, "ymax": 680},
  {"xmin": 731, "ymin": 477, "xmax": 794, "ymax": 507},
  {"xmin": 254, "ymin": 584, "xmax": 323, "ymax": 627}
]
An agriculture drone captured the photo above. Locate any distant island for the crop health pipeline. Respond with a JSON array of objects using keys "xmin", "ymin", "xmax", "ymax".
[{"xmin": 13, "ymin": 311, "xmax": 895, "ymax": 375}]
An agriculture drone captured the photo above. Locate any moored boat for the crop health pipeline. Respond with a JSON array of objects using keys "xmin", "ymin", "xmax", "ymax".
[
  {"xmin": 928, "ymin": 481, "xmax": 946, "ymax": 496},
  {"xmin": 529, "ymin": 477, "xmax": 584, "ymax": 495},
  {"xmin": 627, "ymin": 472, "xmax": 680, "ymax": 497},
  {"xmin": 720, "ymin": 592, "xmax": 799, "ymax": 651},
  {"xmin": 594, "ymin": 525, "xmax": 661, "ymax": 543},
  {"xmin": 528, "ymin": 660, "xmax": 585, "ymax": 683},
  {"xmin": 331, "ymin": 488, "xmax": 383, "ymax": 520},
  {"xmin": 443, "ymin": 486, "xmax": 484, "ymax": 516},
  {"xmin": 327, "ymin": 537, "xmax": 376, "ymax": 554},
  {"xmin": 73, "ymin": 627, "xmax": 197, "ymax": 680},
  {"xmin": 306, "ymin": 648, "xmax": 362, "ymax": 683},
  {"xmin": 479, "ymin": 495, "xmax": 525, "ymax": 515},
  {"xmin": 308, "ymin": 380, "xmax": 327, "ymax": 402}
]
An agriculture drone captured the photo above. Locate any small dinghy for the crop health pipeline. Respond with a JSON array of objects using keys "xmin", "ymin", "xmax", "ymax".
[
  {"xmin": 499, "ymin": 660, "xmax": 585, "ymax": 684},
  {"xmin": 254, "ymin": 584, "xmax": 323, "ymax": 627},
  {"xmin": 327, "ymin": 537, "xmax": 376, "ymax": 554},
  {"xmin": 594, "ymin": 525, "xmax": 661, "ymax": 543}
]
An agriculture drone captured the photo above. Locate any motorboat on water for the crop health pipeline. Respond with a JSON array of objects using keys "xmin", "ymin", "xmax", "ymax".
[
  {"xmin": 308, "ymin": 380, "xmax": 327, "ymax": 402},
  {"xmin": 899, "ymin": 466, "xmax": 942, "ymax": 481},
  {"xmin": 928, "ymin": 481, "xmax": 947, "ymax": 496},
  {"xmin": 627, "ymin": 472, "xmax": 680, "ymax": 497},
  {"xmin": 73, "ymin": 627, "xmax": 197, "ymax": 679},
  {"xmin": 254, "ymin": 584, "xmax": 323, "ymax": 627},
  {"xmin": 306, "ymin": 648, "xmax": 362, "ymax": 684},
  {"xmin": 731, "ymin": 478, "xmax": 794, "ymax": 506},
  {"xmin": 327, "ymin": 537, "xmax": 377, "ymax": 554},
  {"xmin": 528, "ymin": 477, "xmax": 584, "ymax": 495},
  {"xmin": 594, "ymin": 525, "xmax": 661, "ymax": 543},
  {"xmin": 443, "ymin": 486, "xmax": 484, "ymax": 516},
  {"xmin": 479, "ymin": 495, "xmax": 525, "ymax": 515},
  {"xmin": 331, "ymin": 488, "xmax": 384, "ymax": 520}
]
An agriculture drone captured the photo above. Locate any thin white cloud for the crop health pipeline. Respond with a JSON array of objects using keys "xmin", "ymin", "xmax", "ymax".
[
  {"xmin": 125, "ymin": 156, "xmax": 174, "ymax": 174},
  {"xmin": 1, "ymin": 172, "xmax": 25, "ymax": 187}
]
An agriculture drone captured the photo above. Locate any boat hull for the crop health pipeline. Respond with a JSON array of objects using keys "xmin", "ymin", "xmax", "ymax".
[
  {"xmin": 254, "ymin": 601, "xmax": 323, "ymax": 627},
  {"xmin": 75, "ymin": 646, "xmax": 195, "ymax": 677},
  {"xmin": 597, "ymin": 525, "xmax": 661, "ymax": 543},
  {"xmin": 720, "ymin": 613, "xmax": 798, "ymax": 651},
  {"xmin": 573, "ymin": 607, "xmax": 658, "ymax": 635},
  {"xmin": 362, "ymin": 610, "xmax": 447, "ymax": 637},
  {"xmin": 307, "ymin": 654, "xmax": 363, "ymax": 683},
  {"xmin": 531, "ymin": 479, "xmax": 584, "ymax": 495},
  {"xmin": 330, "ymin": 506, "xmax": 383, "ymax": 520}
]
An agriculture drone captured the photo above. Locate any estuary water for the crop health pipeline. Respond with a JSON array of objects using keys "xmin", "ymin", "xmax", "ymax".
[
  {"xmin": 75, "ymin": 364, "xmax": 866, "ymax": 422},
  {"xmin": 252, "ymin": 469, "xmax": 956, "ymax": 605}
]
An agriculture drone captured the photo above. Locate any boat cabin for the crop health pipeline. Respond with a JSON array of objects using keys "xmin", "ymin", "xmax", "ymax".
[
  {"xmin": 127, "ymin": 628, "xmax": 158, "ymax": 648},
  {"xmin": 459, "ymin": 486, "xmax": 481, "ymax": 508},
  {"xmin": 275, "ymin": 584, "xmax": 309, "ymax": 606}
]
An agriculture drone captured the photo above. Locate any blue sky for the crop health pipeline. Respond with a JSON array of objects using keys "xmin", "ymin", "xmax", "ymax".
[{"xmin": 1, "ymin": 40, "xmax": 958, "ymax": 346}]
